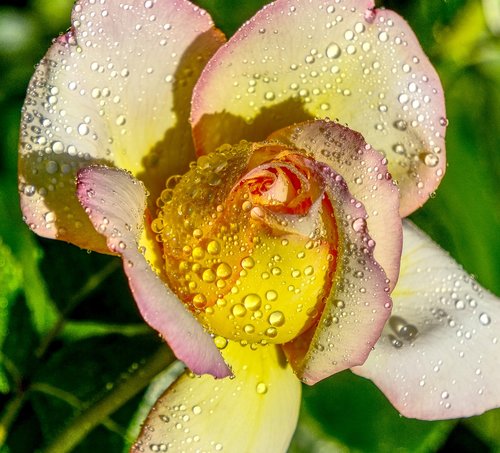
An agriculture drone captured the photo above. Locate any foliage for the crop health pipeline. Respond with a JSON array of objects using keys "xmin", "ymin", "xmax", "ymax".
[{"xmin": 0, "ymin": 0, "xmax": 498, "ymax": 451}]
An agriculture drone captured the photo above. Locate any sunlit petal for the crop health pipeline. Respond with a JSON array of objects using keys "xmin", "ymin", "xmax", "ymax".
[
  {"xmin": 133, "ymin": 342, "xmax": 301, "ymax": 452},
  {"xmin": 353, "ymin": 221, "xmax": 500, "ymax": 419},
  {"xmin": 192, "ymin": 0, "xmax": 446, "ymax": 216},
  {"xmin": 76, "ymin": 165, "xmax": 230, "ymax": 378},
  {"xmin": 19, "ymin": 0, "xmax": 225, "ymax": 251}
]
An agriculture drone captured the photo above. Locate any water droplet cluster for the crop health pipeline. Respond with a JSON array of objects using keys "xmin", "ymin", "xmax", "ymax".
[
  {"xmin": 152, "ymin": 142, "xmax": 337, "ymax": 344},
  {"xmin": 366, "ymin": 222, "xmax": 500, "ymax": 417},
  {"xmin": 193, "ymin": 0, "xmax": 447, "ymax": 212},
  {"xmin": 18, "ymin": 0, "xmax": 222, "ymax": 244}
]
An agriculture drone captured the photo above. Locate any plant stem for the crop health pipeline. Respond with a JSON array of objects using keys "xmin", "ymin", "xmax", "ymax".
[
  {"xmin": 0, "ymin": 392, "xmax": 27, "ymax": 446},
  {"xmin": 43, "ymin": 345, "xmax": 174, "ymax": 453}
]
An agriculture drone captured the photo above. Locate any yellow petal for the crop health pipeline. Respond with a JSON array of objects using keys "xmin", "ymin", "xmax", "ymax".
[{"xmin": 133, "ymin": 342, "xmax": 301, "ymax": 453}]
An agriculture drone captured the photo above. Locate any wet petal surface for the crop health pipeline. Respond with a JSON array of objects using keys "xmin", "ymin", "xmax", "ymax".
[
  {"xmin": 353, "ymin": 221, "xmax": 500, "ymax": 419},
  {"xmin": 19, "ymin": 0, "xmax": 224, "ymax": 251},
  {"xmin": 154, "ymin": 142, "xmax": 336, "ymax": 345},
  {"xmin": 133, "ymin": 342, "xmax": 300, "ymax": 452},
  {"xmin": 284, "ymin": 159, "xmax": 392, "ymax": 384},
  {"xmin": 77, "ymin": 165, "xmax": 230, "ymax": 378},
  {"xmin": 270, "ymin": 119, "xmax": 402, "ymax": 289},
  {"xmin": 192, "ymin": 0, "xmax": 446, "ymax": 216}
]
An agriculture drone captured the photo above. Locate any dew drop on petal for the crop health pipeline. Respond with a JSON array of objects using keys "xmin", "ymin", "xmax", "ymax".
[{"xmin": 479, "ymin": 312, "xmax": 491, "ymax": 326}]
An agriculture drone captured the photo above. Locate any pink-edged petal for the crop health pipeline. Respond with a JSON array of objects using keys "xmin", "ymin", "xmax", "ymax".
[
  {"xmin": 353, "ymin": 221, "xmax": 500, "ymax": 419},
  {"xmin": 133, "ymin": 342, "xmax": 301, "ymax": 453},
  {"xmin": 19, "ymin": 0, "xmax": 225, "ymax": 251},
  {"xmin": 284, "ymin": 162, "xmax": 392, "ymax": 384},
  {"xmin": 191, "ymin": 0, "xmax": 446, "ymax": 216},
  {"xmin": 76, "ymin": 165, "xmax": 230, "ymax": 378},
  {"xmin": 270, "ymin": 120, "xmax": 402, "ymax": 290}
]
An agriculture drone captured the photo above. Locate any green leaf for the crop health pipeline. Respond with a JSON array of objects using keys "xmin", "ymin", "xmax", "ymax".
[
  {"xmin": 298, "ymin": 371, "xmax": 454, "ymax": 453},
  {"xmin": 466, "ymin": 408, "xmax": 500, "ymax": 450},
  {"xmin": 0, "ymin": 239, "xmax": 23, "ymax": 393},
  {"xmin": 194, "ymin": 0, "xmax": 269, "ymax": 36},
  {"xmin": 30, "ymin": 335, "xmax": 164, "ymax": 451}
]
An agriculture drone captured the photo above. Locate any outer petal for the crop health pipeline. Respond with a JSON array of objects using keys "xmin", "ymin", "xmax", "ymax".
[
  {"xmin": 284, "ymin": 162, "xmax": 392, "ymax": 384},
  {"xmin": 76, "ymin": 165, "xmax": 230, "ymax": 378},
  {"xmin": 132, "ymin": 342, "xmax": 301, "ymax": 453},
  {"xmin": 192, "ymin": 0, "xmax": 446, "ymax": 216},
  {"xmin": 270, "ymin": 120, "xmax": 402, "ymax": 290},
  {"xmin": 19, "ymin": 0, "xmax": 225, "ymax": 252},
  {"xmin": 353, "ymin": 221, "xmax": 500, "ymax": 419}
]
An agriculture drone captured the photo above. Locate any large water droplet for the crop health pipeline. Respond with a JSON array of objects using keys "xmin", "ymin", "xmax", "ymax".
[{"xmin": 326, "ymin": 43, "xmax": 341, "ymax": 59}]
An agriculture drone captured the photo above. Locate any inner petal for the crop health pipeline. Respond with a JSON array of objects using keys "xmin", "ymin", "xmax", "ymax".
[{"xmin": 152, "ymin": 142, "xmax": 338, "ymax": 344}]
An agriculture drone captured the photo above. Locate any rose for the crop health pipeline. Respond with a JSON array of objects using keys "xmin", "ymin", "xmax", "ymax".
[{"xmin": 18, "ymin": 0, "xmax": 500, "ymax": 451}]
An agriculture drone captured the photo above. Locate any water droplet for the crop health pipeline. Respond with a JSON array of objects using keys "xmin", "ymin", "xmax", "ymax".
[
  {"xmin": 214, "ymin": 336, "xmax": 228, "ymax": 349},
  {"xmin": 388, "ymin": 334, "xmax": 403, "ymax": 348},
  {"xmin": 265, "ymin": 290, "xmax": 278, "ymax": 301},
  {"xmin": 256, "ymin": 382, "xmax": 268, "ymax": 394},
  {"xmin": 232, "ymin": 304, "xmax": 247, "ymax": 317},
  {"xmin": 326, "ymin": 43, "xmax": 341, "ymax": 59},
  {"xmin": 243, "ymin": 294, "xmax": 261, "ymax": 311},
  {"xmin": 422, "ymin": 153, "xmax": 439, "ymax": 167},
  {"xmin": 304, "ymin": 265, "xmax": 314, "ymax": 276},
  {"xmin": 207, "ymin": 240, "xmax": 221, "ymax": 255},
  {"xmin": 398, "ymin": 93, "xmax": 409, "ymax": 104},
  {"xmin": 115, "ymin": 114, "xmax": 126, "ymax": 126},
  {"xmin": 77, "ymin": 123, "xmax": 89, "ymax": 135},
  {"xmin": 268, "ymin": 311, "xmax": 285, "ymax": 327},
  {"xmin": 393, "ymin": 119, "xmax": 408, "ymax": 131},
  {"xmin": 392, "ymin": 143, "xmax": 406, "ymax": 154},
  {"xmin": 192, "ymin": 246, "xmax": 205, "ymax": 260},
  {"xmin": 23, "ymin": 184, "xmax": 36, "ymax": 197},
  {"xmin": 192, "ymin": 293, "xmax": 207, "ymax": 309},
  {"xmin": 216, "ymin": 262, "xmax": 232, "ymax": 279},
  {"xmin": 378, "ymin": 31, "xmax": 388, "ymax": 42},
  {"xmin": 264, "ymin": 91, "xmax": 275, "ymax": 101},
  {"xmin": 45, "ymin": 160, "xmax": 58, "ymax": 174},
  {"xmin": 479, "ymin": 312, "xmax": 491, "ymax": 326},
  {"xmin": 352, "ymin": 218, "xmax": 366, "ymax": 232},
  {"xmin": 202, "ymin": 269, "xmax": 216, "ymax": 283},
  {"xmin": 265, "ymin": 327, "xmax": 278, "ymax": 338},
  {"xmin": 51, "ymin": 140, "xmax": 64, "ymax": 154}
]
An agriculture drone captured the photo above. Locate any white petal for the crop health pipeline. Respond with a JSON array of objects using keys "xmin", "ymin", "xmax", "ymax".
[{"xmin": 353, "ymin": 221, "xmax": 500, "ymax": 419}]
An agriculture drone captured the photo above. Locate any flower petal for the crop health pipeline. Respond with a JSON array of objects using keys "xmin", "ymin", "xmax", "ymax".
[
  {"xmin": 132, "ymin": 342, "xmax": 301, "ymax": 452},
  {"xmin": 76, "ymin": 165, "xmax": 230, "ymax": 378},
  {"xmin": 191, "ymin": 0, "xmax": 446, "ymax": 216},
  {"xmin": 353, "ymin": 221, "xmax": 500, "ymax": 419},
  {"xmin": 284, "ymin": 162, "xmax": 392, "ymax": 384},
  {"xmin": 270, "ymin": 119, "xmax": 402, "ymax": 290},
  {"xmin": 19, "ymin": 0, "xmax": 225, "ymax": 251}
]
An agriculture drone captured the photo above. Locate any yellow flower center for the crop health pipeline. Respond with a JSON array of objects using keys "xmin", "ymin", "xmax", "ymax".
[{"xmin": 152, "ymin": 142, "xmax": 337, "ymax": 345}]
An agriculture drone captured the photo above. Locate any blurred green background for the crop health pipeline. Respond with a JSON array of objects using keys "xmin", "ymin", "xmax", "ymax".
[{"xmin": 0, "ymin": 0, "xmax": 499, "ymax": 451}]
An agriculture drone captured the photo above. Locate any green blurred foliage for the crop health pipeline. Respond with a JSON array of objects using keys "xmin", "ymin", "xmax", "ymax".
[{"xmin": 0, "ymin": 0, "xmax": 498, "ymax": 452}]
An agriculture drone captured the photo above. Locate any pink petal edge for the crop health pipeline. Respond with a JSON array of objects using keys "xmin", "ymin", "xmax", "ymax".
[
  {"xmin": 76, "ymin": 165, "xmax": 231, "ymax": 378},
  {"xmin": 269, "ymin": 119, "xmax": 402, "ymax": 290},
  {"xmin": 285, "ymin": 161, "xmax": 392, "ymax": 384}
]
